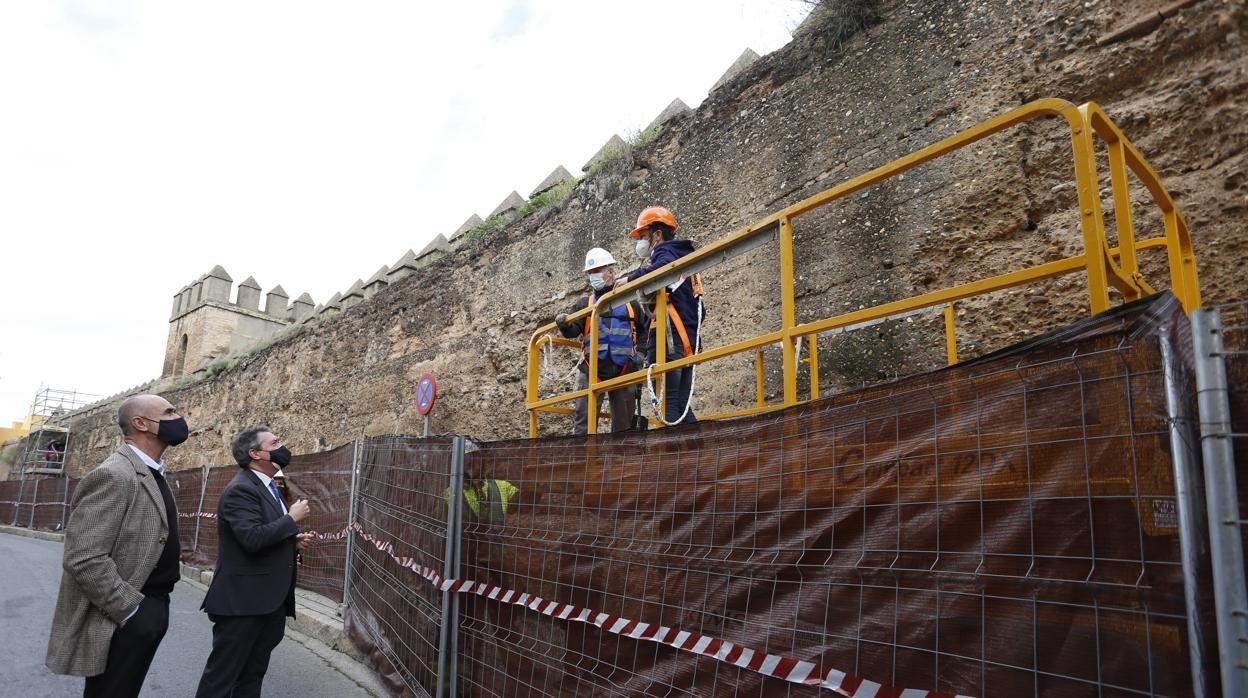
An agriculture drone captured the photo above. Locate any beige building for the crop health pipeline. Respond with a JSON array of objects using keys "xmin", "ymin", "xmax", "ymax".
[{"xmin": 163, "ymin": 265, "xmax": 315, "ymax": 377}]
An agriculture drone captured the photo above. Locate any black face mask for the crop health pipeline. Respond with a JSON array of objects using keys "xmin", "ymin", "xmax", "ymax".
[
  {"xmin": 144, "ymin": 416, "xmax": 189, "ymax": 446},
  {"xmin": 264, "ymin": 445, "xmax": 292, "ymax": 468}
]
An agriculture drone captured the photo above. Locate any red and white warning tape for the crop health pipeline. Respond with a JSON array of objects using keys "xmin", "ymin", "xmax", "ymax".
[
  {"xmin": 346, "ymin": 521, "xmax": 968, "ymax": 698},
  {"xmin": 179, "ymin": 511, "xmax": 965, "ymax": 697}
]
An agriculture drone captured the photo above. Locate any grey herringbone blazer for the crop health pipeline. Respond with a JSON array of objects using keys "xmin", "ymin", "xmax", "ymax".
[{"xmin": 45, "ymin": 444, "xmax": 174, "ymax": 676}]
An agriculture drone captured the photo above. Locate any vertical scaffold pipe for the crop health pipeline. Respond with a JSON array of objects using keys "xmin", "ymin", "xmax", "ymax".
[
  {"xmin": 1191, "ymin": 308, "xmax": 1248, "ymax": 696},
  {"xmin": 1160, "ymin": 331, "xmax": 1209, "ymax": 698}
]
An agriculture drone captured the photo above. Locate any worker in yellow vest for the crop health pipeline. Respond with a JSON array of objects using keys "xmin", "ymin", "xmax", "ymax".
[{"xmin": 444, "ymin": 478, "xmax": 518, "ymax": 525}]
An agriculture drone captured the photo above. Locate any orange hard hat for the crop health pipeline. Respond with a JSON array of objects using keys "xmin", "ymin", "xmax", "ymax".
[{"xmin": 629, "ymin": 205, "xmax": 678, "ymax": 239}]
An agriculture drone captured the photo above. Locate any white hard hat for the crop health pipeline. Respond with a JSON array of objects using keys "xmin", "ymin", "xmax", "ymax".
[{"xmin": 583, "ymin": 247, "xmax": 616, "ymax": 272}]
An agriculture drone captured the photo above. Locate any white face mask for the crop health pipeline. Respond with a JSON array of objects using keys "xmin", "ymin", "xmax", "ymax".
[
  {"xmin": 634, "ymin": 238, "xmax": 651, "ymax": 260},
  {"xmin": 587, "ymin": 272, "xmax": 606, "ymax": 291}
]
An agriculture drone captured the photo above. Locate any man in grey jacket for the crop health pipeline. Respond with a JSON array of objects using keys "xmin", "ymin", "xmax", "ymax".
[{"xmin": 45, "ymin": 394, "xmax": 190, "ymax": 697}]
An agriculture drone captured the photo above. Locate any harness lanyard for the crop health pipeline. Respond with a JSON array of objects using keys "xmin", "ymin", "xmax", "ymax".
[{"xmin": 645, "ymin": 289, "xmax": 703, "ymax": 426}]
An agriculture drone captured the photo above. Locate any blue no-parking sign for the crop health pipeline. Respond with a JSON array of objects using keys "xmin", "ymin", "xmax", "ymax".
[{"xmin": 416, "ymin": 373, "xmax": 437, "ymax": 416}]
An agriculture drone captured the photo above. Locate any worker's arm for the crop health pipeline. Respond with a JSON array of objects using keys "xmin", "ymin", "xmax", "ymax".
[
  {"xmin": 617, "ymin": 244, "xmax": 680, "ymax": 287},
  {"xmin": 554, "ymin": 297, "xmax": 587, "ymax": 339},
  {"xmin": 630, "ymin": 300, "xmax": 653, "ymax": 359}
]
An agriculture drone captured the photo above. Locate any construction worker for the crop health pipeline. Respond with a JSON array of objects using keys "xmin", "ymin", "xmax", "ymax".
[
  {"xmin": 442, "ymin": 478, "xmax": 518, "ymax": 525},
  {"xmin": 615, "ymin": 206, "xmax": 701, "ymax": 425},
  {"xmin": 555, "ymin": 247, "xmax": 647, "ymax": 434}
]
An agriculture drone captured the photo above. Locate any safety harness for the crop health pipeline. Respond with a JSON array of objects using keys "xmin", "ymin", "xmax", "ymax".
[{"xmin": 645, "ymin": 273, "xmax": 704, "ymax": 426}]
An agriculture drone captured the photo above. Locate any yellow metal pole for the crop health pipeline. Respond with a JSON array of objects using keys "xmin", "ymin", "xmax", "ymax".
[
  {"xmin": 943, "ymin": 304, "xmax": 958, "ymax": 365},
  {"xmin": 1067, "ymin": 117, "xmax": 1112, "ymax": 314},
  {"xmin": 778, "ymin": 217, "xmax": 798, "ymax": 407},
  {"xmin": 807, "ymin": 335, "xmax": 820, "ymax": 401},
  {"xmin": 755, "ymin": 349, "xmax": 766, "ymax": 408},
  {"xmin": 1106, "ymin": 139, "xmax": 1141, "ymax": 294},
  {"xmin": 527, "ymin": 334, "xmax": 542, "ymax": 438},
  {"xmin": 654, "ymin": 288, "xmax": 669, "ymax": 429},
  {"xmin": 586, "ymin": 300, "xmax": 601, "ymax": 435},
  {"xmin": 1175, "ymin": 215, "xmax": 1202, "ymax": 312}
]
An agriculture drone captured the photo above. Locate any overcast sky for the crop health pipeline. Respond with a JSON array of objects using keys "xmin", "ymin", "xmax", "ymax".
[{"xmin": 0, "ymin": 0, "xmax": 809, "ymax": 422}]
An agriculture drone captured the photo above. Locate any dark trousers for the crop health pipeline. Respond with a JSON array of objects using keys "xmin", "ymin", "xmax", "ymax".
[
  {"xmin": 573, "ymin": 372, "xmax": 638, "ymax": 434},
  {"xmin": 663, "ymin": 366, "xmax": 697, "ymax": 425},
  {"xmin": 195, "ymin": 607, "xmax": 287, "ymax": 698},
  {"xmin": 84, "ymin": 594, "xmax": 170, "ymax": 698}
]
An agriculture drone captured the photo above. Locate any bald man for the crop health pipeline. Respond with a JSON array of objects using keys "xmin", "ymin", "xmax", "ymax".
[{"xmin": 46, "ymin": 394, "xmax": 190, "ymax": 698}]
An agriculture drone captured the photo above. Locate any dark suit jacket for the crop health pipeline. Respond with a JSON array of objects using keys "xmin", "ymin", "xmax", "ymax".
[{"xmin": 202, "ymin": 468, "xmax": 299, "ymax": 617}]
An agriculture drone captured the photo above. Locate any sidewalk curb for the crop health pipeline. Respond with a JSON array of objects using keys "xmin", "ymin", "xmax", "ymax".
[
  {"xmin": 0, "ymin": 524, "xmax": 65, "ymax": 542},
  {"xmin": 2, "ymin": 526, "xmax": 385, "ymax": 697},
  {"xmin": 176, "ymin": 563, "xmax": 368, "ymax": 663},
  {"xmin": 178, "ymin": 567, "xmax": 385, "ymax": 697}
]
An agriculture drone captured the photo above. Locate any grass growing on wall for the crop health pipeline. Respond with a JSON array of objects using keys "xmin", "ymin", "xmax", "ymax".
[
  {"xmin": 516, "ymin": 179, "xmax": 576, "ymax": 218},
  {"xmin": 628, "ymin": 123, "xmax": 663, "ymax": 150},
  {"xmin": 802, "ymin": 0, "xmax": 884, "ymax": 47},
  {"xmin": 463, "ymin": 178, "xmax": 578, "ymax": 243},
  {"xmin": 460, "ymin": 214, "xmax": 509, "ymax": 243}
]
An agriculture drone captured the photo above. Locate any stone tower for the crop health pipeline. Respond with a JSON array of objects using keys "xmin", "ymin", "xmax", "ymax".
[{"xmin": 162, "ymin": 266, "xmax": 315, "ymax": 378}]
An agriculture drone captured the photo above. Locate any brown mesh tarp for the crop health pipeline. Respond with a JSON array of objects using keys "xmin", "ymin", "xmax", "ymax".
[
  {"xmin": 282, "ymin": 441, "xmax": 355, "ymax": 602},
  {"xmin": 1, "ymin": 294, "xmax": 1225, "ymax": 697},
  {"xmin": 167, "ymin": 468, "xmax": 205, "ymax": 555},
  {"xmin": 446, "ymin": 293, "xmax": 1211, "ymax": 697},
  {"xmin": 0, "ymin": 478, "xmax": 22, "ymax": 525},
  {"xmin": 178, "ymin": 445, "xmax": 355, "ymax": 602},
  {"xmin": 30, "ymin": 475, "xmax": 72, "ymax": 530},
  {"xmin": 9, "ymin": 476, "xmax": 41, "ymax": 528},
  {"xmin": 344, "ymin": 436, "xmax": 455, "ymax": 698},
  {"xmin": 4, "ymin": 451, "xmax": 356, "ymax": 602},
  {"xmin": 183, "ymin": 465, "xmax": 242, "ymax": 568}
]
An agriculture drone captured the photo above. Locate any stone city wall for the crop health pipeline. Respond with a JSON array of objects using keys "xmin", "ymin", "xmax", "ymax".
[{"xmin": 58, "ymin": 0, "xmax": 1248, "ymax": 474}]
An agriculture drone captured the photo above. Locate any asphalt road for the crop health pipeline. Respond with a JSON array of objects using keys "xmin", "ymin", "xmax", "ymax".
[{"xmin": 0, "ymin": 532, "xmax": 379, "ymax": 697}]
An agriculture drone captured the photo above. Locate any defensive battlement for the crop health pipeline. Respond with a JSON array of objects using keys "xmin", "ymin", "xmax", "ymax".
[
  {"xmin": 169, "ymin": 265, "xmax": 316, "ymax": 323},
  {"xmin": 163, "ymin": 47, "xmax": 757, "ymax": 342},
  {"xmin": 162, "ymin": 265, "xmax": 320, "ymax": 378}
]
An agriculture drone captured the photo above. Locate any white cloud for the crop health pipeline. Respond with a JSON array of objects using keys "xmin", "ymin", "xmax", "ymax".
[{"xmin": 0, "ymin": 0, "xmax": 808, "ymax": 421}]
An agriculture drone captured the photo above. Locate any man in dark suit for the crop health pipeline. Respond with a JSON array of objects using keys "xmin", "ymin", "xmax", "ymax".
[{"xmin": 195, "ymin": 425, "xmax": 313, "ymax": 698}]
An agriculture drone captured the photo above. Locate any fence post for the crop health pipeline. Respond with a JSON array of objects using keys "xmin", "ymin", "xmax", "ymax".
[
  {"xmin": 342, "ymin": 438, "xmax": 363, "ymax": 612},
  {"xmin": 28, "ymin": 477, "xmax": 39, "ymax": 528},
  {"xmin": 192, "ymin": 464, "xmax": 209, "ymax": 556},
  {"xmin": 1160, "ymin": 331, "xmax": 1210, "ymax": 698},
  {"xmin": 60, "ymin": 474, "xmax": 70, "ymax": 530},
  {"xmin": 12, "ymin": 476, "xmax": 26, "ymax": 526},
  {"xmin": 435, "ymin": 436, "xmax": 465, "ymax": 698},
  {"xmin": 1191, "ymin": 308, "xmax": 1248, "ymax": 695}
]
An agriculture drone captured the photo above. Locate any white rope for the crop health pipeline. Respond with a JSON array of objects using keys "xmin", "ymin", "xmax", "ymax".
[
  {"xmin": 540, "ymin": 334, "xmax": 582, "ymax": 387},
  {"xmin": 645, "ymin": 295, "xmax": 703, "ymax": 425}
]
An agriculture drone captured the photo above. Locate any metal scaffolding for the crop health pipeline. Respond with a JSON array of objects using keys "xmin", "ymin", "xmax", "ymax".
[{"xmin": 17, "ymin": 387, "xmax": 94, "ymax": 476}]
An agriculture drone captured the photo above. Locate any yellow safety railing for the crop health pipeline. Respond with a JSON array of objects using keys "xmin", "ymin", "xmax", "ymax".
[{"xmin": 525, "ymin": 98, "xmax": 1200, "ymax": 436}]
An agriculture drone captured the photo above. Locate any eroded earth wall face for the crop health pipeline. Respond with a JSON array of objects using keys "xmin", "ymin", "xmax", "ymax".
[{"xmin": 63, "ymin": 0, "xmax": 1247, "ymax": 474}]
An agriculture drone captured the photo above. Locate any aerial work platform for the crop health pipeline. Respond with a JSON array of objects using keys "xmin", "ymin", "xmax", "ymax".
[{"xmin": 526, "ymin": 98, "xmax": 1199, "ymax": 436}]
